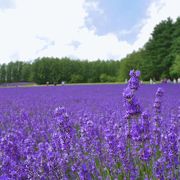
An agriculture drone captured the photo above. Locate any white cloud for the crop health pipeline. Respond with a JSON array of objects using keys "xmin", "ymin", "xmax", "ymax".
[
  {"xmin": 0, "ymin": 0, "xmax": 88, "ymax": 62},
  {"xmin": 133, "ymin": 0, "xmax": 180, "ymax": 50},
  {"xmin": 0, "ymin": 0, "xmax": 180, "ymax": 63}
]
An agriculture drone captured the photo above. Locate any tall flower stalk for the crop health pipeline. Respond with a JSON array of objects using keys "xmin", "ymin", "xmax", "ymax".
[
  {"xmin": 123, "ymin": 70, "xmax": 141, "ymax": 178},
  {"xmin": 152, "ymin": 88, "xmax": 166, "ymax": 179},
  {"xmin": 153, "ymin": 88, "xmax": 164, "ymax": 155}
]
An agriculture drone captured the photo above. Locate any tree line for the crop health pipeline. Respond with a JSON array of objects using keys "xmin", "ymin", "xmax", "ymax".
[
  {"xmin": 0, "ymin": 17, "xmax": 180, "ymax": 84},
  {"xmin": 119, "ymin": 17, "xmax": 180, "ymax": 81},
  {"xmin": 0, "ymin": 58, "xmax": 120, "ymax": 84}
]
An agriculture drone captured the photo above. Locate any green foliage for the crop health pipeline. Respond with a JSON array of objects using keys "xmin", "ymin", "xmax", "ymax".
[
  {"xmin": 144, "ymin": 18, "xmax": 174, "ymax": 80},
  {"xmin": 170, "ymin": 55, "xmax": 180, "ymax": 78},
  {"xmin": 0, "ymin": 58, "xmax": 120, "ymax": 84},
  {"xmin": 100, "ymin": 73, "xmax": 116, "ymax": 82},
  {"xmin": 0, "ymin": 64, "xmax": 6, "ymax": 83},
  {"xmin": 70, "ymin": 74, "xmax": 83, "ymax": 83},
  {"xmin": 118, "ymin": 50, "xmax": 144, "ymax": 81},
  {"xmin": 118, "ymin": 17, "xmax": 180, "ymax": 81},
  {"xmin": 21, "ymin": 62, "xmax": 32, "ymax": 82}
]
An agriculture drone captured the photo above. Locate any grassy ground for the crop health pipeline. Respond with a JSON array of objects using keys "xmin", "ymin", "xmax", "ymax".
[{"xmin": 0, "ymin": 81, "xmax": 163, "ymax": 88}]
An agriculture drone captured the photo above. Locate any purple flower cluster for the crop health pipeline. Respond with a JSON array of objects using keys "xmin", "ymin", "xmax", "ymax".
[
  {"xmin": 123, "ymin": 70, "xmax": 142, "ymax": 119},
  {"xmin": 0, "ymin": 74, "xmax": 180, "ymax": 179}
]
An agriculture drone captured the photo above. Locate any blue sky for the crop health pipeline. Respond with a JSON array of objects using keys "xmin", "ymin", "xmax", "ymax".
[
  {"xmin": 85, "ymin": 0, "xmax": 151, "ymax": 42},
  {"xmin": 0, "ymin": 0, "xmax": 15, "ymax": 9},
  {"xmin": 0, "ymin": 0, "xmax": 180, "ymax": 63}
]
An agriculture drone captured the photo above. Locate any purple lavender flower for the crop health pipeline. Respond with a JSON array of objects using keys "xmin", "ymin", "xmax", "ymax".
[
  {"xmin": 153, "ymin": 87, "xmax": 164, "ymax": 148},
  {"xmin": 128, "ymin": 70, "xmax": 141, "ymax": 91},
  {"xmin": 123, "ymin": 70, "xmax": 142, "ymax": 119},
  {"xmin": 153, "ymin": 88, "xmax": 164, "ymax": 114}
]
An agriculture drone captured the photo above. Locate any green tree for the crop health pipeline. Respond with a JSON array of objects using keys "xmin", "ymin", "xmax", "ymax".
[
  {"xmin": 118, "ymin": 50, "xmax": 144, "ymax": 81},
  {"xmin": 6, "ymin": 62, "xmax": 14, "ymax": 82},
  {"xmin": 22, "ymin": 62, "xmax": 32, "ymax": 81},
  {"xmin": 170, "ymin": 55, "xmax": 180, "ymax": 78},
  {"xmin": 70, "ymin": 74, "xmax": 83, "ymax": 83},
  {"xmin": 144, "ymin": 18, "xmax": 174, "ymax": 80},
  {"xmin": 100, "ymin": 73, "xmax": 108, "ymax": 82},
  {"xmin": 0, "ymin": 64, "xmax": 6, "ymax": 83}
]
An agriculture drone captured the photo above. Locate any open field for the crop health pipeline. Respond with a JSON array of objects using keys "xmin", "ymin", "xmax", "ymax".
[{"xmin": 0, "ymin": 81, "xmax": 180, "ymax": 179}]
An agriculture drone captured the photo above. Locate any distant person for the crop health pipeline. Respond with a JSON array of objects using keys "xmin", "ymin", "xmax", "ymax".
[
  {"xmin": 178, "ymin": 78, "xmax": 180, "ymax": 83},
  {"xmin": 167, "ymin": 79, "xmax": 171, "ymax": 83}
]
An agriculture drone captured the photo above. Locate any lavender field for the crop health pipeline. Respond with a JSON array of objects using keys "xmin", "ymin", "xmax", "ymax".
[{"xmin": 0, "ymin": 72, "xmax": 180, "ymax": 179}]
